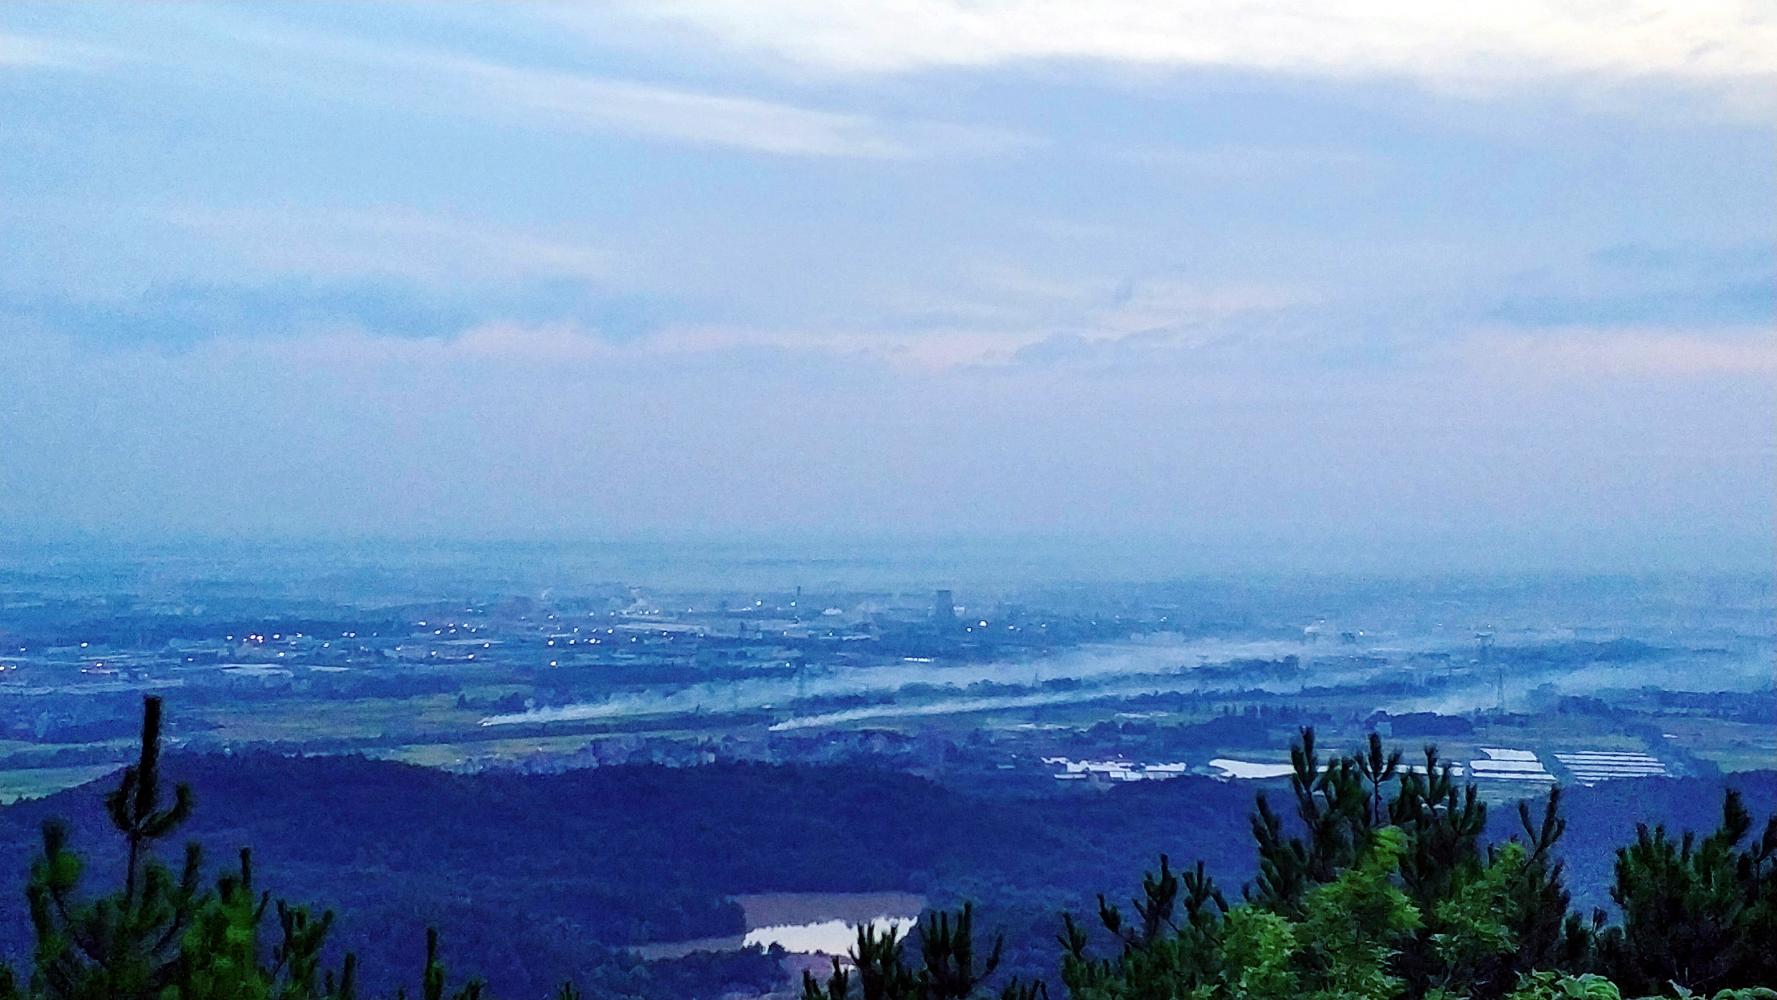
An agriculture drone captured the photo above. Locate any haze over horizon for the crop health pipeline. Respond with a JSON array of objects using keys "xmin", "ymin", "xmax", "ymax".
[{"xmin": 2, "ymin": 3, "xmax": 1772, "ymax": 571}]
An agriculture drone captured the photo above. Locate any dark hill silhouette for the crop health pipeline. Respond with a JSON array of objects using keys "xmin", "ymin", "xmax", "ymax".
[
  {"xmin": 0, "ymin": 752, "xmax": 1770, "ymax": 997},
  {"xmin": 0, "ymin": 755, "xmax": 1251, "ymax": 997}
]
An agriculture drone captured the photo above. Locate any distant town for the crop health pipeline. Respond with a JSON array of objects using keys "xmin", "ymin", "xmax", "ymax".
[{"xmin": 3, "ymin": 551, "xmax": 1770, "ymax": 806}]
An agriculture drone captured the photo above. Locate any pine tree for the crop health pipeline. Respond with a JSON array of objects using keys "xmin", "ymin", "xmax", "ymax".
[
  {"xmin": 916, "ymin": 903, "xmax": 1002, "ymax": 1000},
  {"xmin": 1598, "ymin": 789, "xmax": 1777, "ymax": 995},
  {"xmin": 16, "ymin": 696, "xmax": 364, "ymax": 1000},
  {"xmin": 414, "ymin": 928, "xmax": 485, "ymax": 1000},
  {"xmin": 26, "ymin": 694, "xmax": 204, "ymax": 999},
  {"xmin": 1065, "ymin": 728, "xmax": 1594, "ymax": 1000},
  {"xmin": 801, "ymin": 904, "xmax": 1037, "ymax": 1000}
]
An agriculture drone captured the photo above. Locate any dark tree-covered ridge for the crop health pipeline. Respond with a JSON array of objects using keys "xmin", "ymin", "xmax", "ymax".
[{"xmin": 2, "ymin": 699, "xmax": 1775, "ymax": 1000}]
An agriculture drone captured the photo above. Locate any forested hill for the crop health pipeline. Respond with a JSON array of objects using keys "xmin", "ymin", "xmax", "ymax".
[
  {"xmin": 0, "ymin": 755, "xmax": 1255, "ymax": 997},
  {"xmin": 0, "ymin": 754, "xmax": 1771, "ymax": 998}
]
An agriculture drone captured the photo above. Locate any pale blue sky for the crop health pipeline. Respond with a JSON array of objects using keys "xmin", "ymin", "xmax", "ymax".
[{"xmin": 1, "ymin": 3, "xmax": 1772, "ymax": 570}]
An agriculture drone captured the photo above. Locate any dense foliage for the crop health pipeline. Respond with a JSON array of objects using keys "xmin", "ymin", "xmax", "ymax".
[
  {"xmin": 1, "ymin": 698, "xmax": 1774, "ymax": 999},
  {"xmin": 797, "ymin": 730, "xmax": 1776, "ymax": 1000},
  {"xmin": 1048, "ymin": 731, "xmax": 1776, "ymax": 1000}
]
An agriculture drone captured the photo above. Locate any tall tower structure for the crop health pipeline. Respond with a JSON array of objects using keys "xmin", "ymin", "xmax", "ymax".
[
  {"xmin": 1477, "ymin": 630, "xmax": 1500, "ymax": 712},
  {"xmin": 932, "ymin": 589, "xmax": 956, "ymax": 626}
]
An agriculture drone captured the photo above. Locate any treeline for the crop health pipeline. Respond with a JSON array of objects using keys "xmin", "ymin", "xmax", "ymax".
[
  {"xmin": 0, "ymin": 738, "xmax": 1277, "ymax": 996},
  {"xmin": 830, "ymin": 731, "xmax": 1777, "ymax": 1000},
  {"xmin": 0, "ymin": 699, "xmax": 784, "ymax": 1000},
  {"xmin": 1043, "ymin": 730, "xmax": 1775, "ymax": 1000},
  {"xmin": 2, "ymin": 698, "xmax": 1774, "ymax": 999}
]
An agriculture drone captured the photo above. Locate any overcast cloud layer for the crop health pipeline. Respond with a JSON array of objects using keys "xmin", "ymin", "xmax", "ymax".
[{"xmin": 1, "ymin": 2, "xmax": 1772, "ymax": 571}]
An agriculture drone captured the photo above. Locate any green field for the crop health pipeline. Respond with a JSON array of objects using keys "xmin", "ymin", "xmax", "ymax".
[{"xmin": 0, "ymin": 763, "xmax": 120, "ymax": 804}]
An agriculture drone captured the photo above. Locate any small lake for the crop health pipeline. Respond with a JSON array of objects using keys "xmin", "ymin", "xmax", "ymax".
[{"xmin": 632, "ymin": 891, "xmax": 924, "ymax": 960}]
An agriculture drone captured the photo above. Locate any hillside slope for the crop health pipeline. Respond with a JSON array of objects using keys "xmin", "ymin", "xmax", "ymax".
[{"xmin": 0, "ymin": 754, "xmax": 1769, "ymax": 997}]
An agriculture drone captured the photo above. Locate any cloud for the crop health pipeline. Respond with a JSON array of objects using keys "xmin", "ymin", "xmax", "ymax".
[
  {"xmin": 1488, "ymin": 241, "xmax": 1776, "ymax": 328},
  {"xmin": 246, "ymin": 321, "xmax": 1008, "ymax": 372},
  {"xmin": 0, "ymin": 202, "xmax": 634, "ymax": 345},
  {"xmin": 417, "ymin": 50, "xmax": 913, "ymax": 158},
  {"xmin": 5, "ymin": 11, "xmax": 963, "ymax": 157},
  {"xmin": 616, "ymin": 2, "xmax": 1777, "ymax": 108},
  {"xmin": 1456, "ymin": 326, "xmax": 1777, "ymax": 378},
  {"xmin": 155, "ymin": 205, "xmax": 618, "ymax": 287},
  {"xmin": 189, "ymin": 15, "xmax": 1025, "ymax": 159},
  {"xmin": 0, "ymin": 32, "xmax": 111, "ymax": 70},
  {"xmin": 649, "ymin": 276, "xmax": 1314, "ymax": 371},
  {"xmin": 1110, "ymin": 143, "xmax": 1385, "ymax": 179},
  {"xmin": 0, "ymin": 33, "xmax": 58, "ymax": 67}
]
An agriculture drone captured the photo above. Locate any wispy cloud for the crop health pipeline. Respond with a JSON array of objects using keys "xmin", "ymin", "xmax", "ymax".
[
  {"xmin": 155, "ymin": 205, "xmax": 619, "ymax": 286},
  {"xmin": 413, "ymin": 50, "xmax": 913, "ymax": 158},
  {"xmin": 1456, "ymin": 326, "xmax": 1777, "ymax": 378},
  {"xmin": 1110, "ymin": 143, "xmax": 1385, "ymax": 179},
  {"xmin": 266, "ymin": 321, "xmax": 1020, "ymax": 373},
  {"xmin": 287, "ymin": 276, "xmax": 1310, "ymax": 374},
  {"xmin": 0, "ymin": 33, "xmax": 59, "ymax": 68},
  {"xmin": 190, "ymin": 15, "xmax": 1024, "ymax": 159},
  {"xmin": 616, "ymin": 1, "xmax": 1777, "ymax": 109},
  {"xmin": 9, "ymin": 11, "xmax": 944, "ymax": 157},
  {"xmin": 0, "ymin": 31, "xmax": 114, "ymax": 70}
]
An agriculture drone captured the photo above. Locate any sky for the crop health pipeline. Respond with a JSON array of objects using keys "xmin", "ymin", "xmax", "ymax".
[{"xmin": 0, "ymin": 2, "xmax": 1773, "ymax": 572}]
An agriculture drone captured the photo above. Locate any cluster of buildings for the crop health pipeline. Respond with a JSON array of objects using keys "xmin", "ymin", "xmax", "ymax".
[
  {"xmin": 1037, "ymin": 745, "xmax": 1677, "ymax": 792},
  {"xmin": 1043, "ymin": 756, "xmax": 1191, "ymax": 783},
  {"xmin": 1464, "ymin": 747, "xmax": 1675, "ymax": 788}
]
